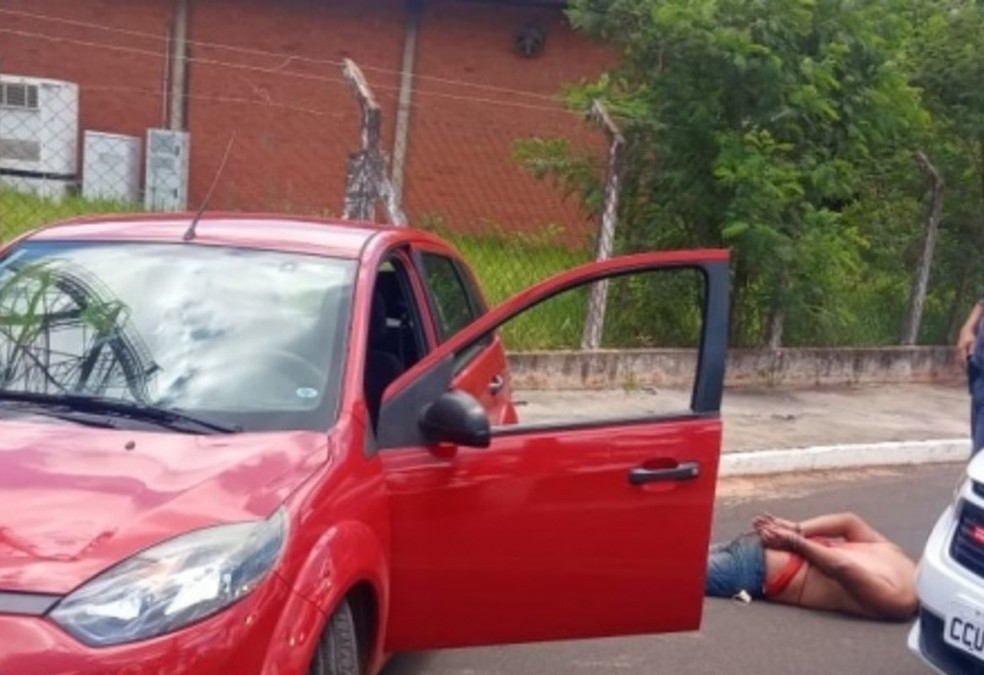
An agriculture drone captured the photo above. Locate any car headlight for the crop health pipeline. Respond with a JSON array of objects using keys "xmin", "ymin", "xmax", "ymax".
[{"xmin": 50, "ymin": 509, "xmax": 286, "ymax": 647}]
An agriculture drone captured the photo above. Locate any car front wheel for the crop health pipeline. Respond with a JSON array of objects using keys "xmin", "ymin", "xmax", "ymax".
[{"xmin": 308, "ymin": 599, "xmax": 361, "ymax": 675}]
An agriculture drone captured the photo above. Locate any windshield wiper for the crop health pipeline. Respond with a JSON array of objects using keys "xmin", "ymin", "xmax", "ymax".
[
  {"xmin": 0, "ymin": 391, "xmax": 241, "ymax": 434},
  {"xmin": 0, "ymin": 405, "xmax": 122, "ymax": 430}
]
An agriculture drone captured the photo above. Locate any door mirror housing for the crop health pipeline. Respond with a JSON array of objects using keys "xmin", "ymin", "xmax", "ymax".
[{"xmin": 419, "ymin": 390, "xmax": 491, "ymax": 449}]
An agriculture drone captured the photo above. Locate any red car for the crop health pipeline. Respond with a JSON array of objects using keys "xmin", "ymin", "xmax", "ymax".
[{"xmin": 0, "ymin": 214, "xmax": 729, "ymax": 674}]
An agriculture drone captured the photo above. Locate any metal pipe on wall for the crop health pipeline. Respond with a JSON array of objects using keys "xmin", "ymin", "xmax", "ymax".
[
  {"xmin": 168, "ymin": 0, "xmax": 189, "ymax": 131},
  {"xmin": 161, "ymin": 25, "xmax": 172, "ymax": 128},
  {"xmin": 391, "ymin": 0, "xmax": 422, "ymax": 205}
]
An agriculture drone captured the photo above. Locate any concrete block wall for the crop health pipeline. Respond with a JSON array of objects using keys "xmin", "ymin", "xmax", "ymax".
[{"xmin": 508, "ymin": 346, "xmax": 962, "ymax": 389}]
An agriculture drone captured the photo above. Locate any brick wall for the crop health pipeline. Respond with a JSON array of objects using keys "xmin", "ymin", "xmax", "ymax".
[
  {"xmin": 0, "ymin": 0, "xmax": 172, "ymax": 149},
  {"xmin": 186, "ymin": 0, "xmax": 406, "ymax": 215},
  {"xmin": 407, "ymin": 0, "xmax": 616, "ymax": 245},
  {"xmin": 0, "ymin": 0, "xmax": 614, "ymax": 241}
]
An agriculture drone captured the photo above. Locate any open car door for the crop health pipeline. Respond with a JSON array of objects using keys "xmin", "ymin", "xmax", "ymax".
[{"xmin": 378, "ymin": 250, "xmax": 730, "ymax": 651}]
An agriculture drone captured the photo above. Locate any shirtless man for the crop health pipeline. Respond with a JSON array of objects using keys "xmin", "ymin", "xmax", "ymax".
[{"xmin": 705, "ymin": 511, "xmax": 918, "ymax": 621}]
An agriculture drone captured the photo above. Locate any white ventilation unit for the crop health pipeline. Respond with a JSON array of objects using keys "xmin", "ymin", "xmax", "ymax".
[
  {"xmin": 0, "ymin": 75, "xmax": 79, "ymax": 201},
  {"xmin": 144, "ymin": 128, "xmax": 190, "ymax": 212},
  {"xmin": 82, "ymin": 131, "xmax": 141, "ymax": 204}
]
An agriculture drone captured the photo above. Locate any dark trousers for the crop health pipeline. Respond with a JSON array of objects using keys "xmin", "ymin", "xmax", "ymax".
[{"xmin": 970, "ymin": 360, "xmax": 984, "ymax": 456}]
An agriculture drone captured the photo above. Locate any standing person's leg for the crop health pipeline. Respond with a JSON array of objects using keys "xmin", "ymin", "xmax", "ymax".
[{"xmin": 970, "ymin": 360, "xmax": 984, "ymax": 455}]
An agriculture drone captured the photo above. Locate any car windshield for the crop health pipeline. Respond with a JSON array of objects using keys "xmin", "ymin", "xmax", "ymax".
[{"xmin": 0, "ymin": 240, "xmax": 355, "ymax": 432}]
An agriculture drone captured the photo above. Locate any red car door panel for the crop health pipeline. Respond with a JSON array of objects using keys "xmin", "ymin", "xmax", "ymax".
[
  {"xmin": 381, "ymin": 417, "xmax": 720, "ymax": 650},
  {"xmin": 449, "ymin": 332, "xmax": 517, "ymax": 425},
  {"xmin": 411, "ymin": 247, "xmax": 517, "ymax": 425},
  {"xmin": 377, "ymin": 250, "xmax": 730, "ymax": 651}
]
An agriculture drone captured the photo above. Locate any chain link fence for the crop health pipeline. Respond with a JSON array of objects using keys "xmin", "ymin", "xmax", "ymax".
[{"xmin": 0, "ymin": 3, "xmax": 686, "ymax": 351}]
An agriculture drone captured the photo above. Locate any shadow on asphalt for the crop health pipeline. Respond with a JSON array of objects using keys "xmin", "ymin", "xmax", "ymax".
[{"xmin": 382, "ymin": 653, "xmax": 434, "ymax": 674}]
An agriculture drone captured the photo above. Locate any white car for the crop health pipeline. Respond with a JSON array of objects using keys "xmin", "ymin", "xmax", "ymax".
[{"xmin": 910, "ymin": 454, "xmax": 984, "ymax": 673}]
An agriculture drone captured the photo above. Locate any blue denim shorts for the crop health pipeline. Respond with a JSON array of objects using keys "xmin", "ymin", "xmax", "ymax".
[{"xmin": 705, "ymin": 533, "xmax": 766, "ymax": 599}]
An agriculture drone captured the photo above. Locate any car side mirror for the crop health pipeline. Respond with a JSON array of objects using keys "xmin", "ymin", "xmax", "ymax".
[{"xmin": 419, "ymin": 390, "xmax": 491, "ymax": 449}]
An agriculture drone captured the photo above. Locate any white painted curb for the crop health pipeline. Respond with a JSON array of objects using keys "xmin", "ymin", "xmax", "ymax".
[{"xmin": 720, "ymin": 438, "xmax": 970, "ymax": 477}]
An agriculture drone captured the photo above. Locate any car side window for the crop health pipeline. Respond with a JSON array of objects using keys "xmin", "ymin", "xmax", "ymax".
[
  {"xmin": 364, "ymin": 255, "xmax": 427, "ymax": 430},
  {"xmin": 420, "ymin": 253, "xmax": 484, "ymax": 342},
  {"xmin": 376, "ymin": 263, "xmax": 727, "ymax": 451}
]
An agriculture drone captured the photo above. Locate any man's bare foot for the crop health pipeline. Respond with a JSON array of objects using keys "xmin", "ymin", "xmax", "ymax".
[{"xmin": 753, "ymin": 512, "xmax": 798, "ymax": 534}]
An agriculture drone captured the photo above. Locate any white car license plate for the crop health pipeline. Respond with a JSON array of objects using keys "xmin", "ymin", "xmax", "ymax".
[{"xmin": 945, "ymin": 600, "xmax": 984, "ymax": 663}]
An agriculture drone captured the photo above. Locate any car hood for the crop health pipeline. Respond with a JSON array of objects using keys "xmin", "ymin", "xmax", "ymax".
[{"xmin": 0, "ymin": 419, "xmax": 328, "ymax": 595}]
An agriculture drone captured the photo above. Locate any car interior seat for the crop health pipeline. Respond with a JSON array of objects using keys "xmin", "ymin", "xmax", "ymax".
[{"xmin": 364, "ymin": 288, "xmax": 404, "ymax": 430}]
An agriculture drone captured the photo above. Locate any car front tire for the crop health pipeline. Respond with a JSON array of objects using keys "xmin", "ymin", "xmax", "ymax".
[{"xmin": 309, "ymin": 599, "xmax": 361, "ymax": 675}]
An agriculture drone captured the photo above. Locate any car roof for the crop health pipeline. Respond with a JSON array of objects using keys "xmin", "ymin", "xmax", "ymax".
[{"xmin": 19, "ymin": 212, "xmax": 442, "ymax": 259}]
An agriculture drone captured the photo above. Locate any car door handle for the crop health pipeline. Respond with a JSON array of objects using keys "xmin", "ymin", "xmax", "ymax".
[
  {"xmin": 489, "ymin": 375, "xmax": 505, "ymax": 396},
  {"xmin": 628, "ymin": 462, "xmax": 700, "ymax": 485}
]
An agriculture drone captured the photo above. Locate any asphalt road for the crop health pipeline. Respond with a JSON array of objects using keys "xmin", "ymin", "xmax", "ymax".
[{"xmin": 382, "ymin": 463, "xmax": 962, "ymax": 675}]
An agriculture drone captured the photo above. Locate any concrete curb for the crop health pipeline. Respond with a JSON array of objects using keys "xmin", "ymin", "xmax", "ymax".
[{"xmin": 720, "ymin": 438, "xmax": 970, "ymax": 477}]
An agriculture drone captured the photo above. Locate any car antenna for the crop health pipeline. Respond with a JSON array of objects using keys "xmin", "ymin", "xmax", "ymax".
[{"xmin": 183, "ymin": 132, "xmax": 237, "ymax": 242}]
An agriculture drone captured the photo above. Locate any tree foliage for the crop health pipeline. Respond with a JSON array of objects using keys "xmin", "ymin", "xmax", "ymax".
[
  {"xmin": 518, "ymin": 0, "xmax": 984, "ymax": 348},
  {"xmin": 907, "ymin": 1, "xmax": 984, "ymax": 341}
]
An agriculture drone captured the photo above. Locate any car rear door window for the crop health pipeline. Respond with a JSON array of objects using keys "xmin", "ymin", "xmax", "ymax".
[{"xmin": 420, "ymin": 253, "xmax": 484, "ymax": 342}]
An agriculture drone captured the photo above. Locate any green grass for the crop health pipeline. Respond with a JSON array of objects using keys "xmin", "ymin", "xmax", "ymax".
[
  {"xmin": 446, "ymin": 232, "xmax": 706, "ymax": 351},
  {"xmin": 440, "ymin": 231, "xmax": 593, "ymax": 350},
  {"xmin": 1, "ymin": 189, "xmax": 136, "ymax": 241}
]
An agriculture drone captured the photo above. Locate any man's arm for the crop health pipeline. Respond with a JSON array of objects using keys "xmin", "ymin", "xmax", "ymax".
[
  {"xmin": 958, "ymin": 301, "xmax": 984, "ymax": 364},
  {"xmin": 754, "ymin": 512, "xmax": 890, "ymax": 543},
  {"xmin": 758, "ymin": 526, "xmax": 916, "ymax": 620},
  {"xmin": 796, "ymin": 512, "xmax": 890, "ymax": 544}
]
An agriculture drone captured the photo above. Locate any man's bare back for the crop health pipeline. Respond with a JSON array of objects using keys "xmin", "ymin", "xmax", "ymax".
[
  {"xmin": 705, "ymin": 511, "xmax": 917, "ymax": 621},
  {"xmin": 757, "ymin": 513, "xmax": 918, "ymax": 621}
]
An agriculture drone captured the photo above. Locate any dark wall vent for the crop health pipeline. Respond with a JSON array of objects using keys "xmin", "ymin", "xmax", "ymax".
[{"xmin": 514, "ymin": 24, "xmax": 546, "ymax": 58}]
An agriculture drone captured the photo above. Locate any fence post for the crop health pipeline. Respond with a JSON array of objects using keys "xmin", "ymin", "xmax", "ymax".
[
  {"xmin": 392, "ymin": 0, "xmax": 421, "ymax": 206},
  {"xmin": 581, "ymin": 100, "xmax": 625, "ymax": 350},
  {"xmin": 342, "ymin": 58, "xmax": 407, "ymax": 226}
]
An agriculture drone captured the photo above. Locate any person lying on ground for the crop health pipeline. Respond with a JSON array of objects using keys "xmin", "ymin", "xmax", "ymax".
[{"xmin": 705, "ymin": 511, "xmax": 918, "ymax": 621}]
